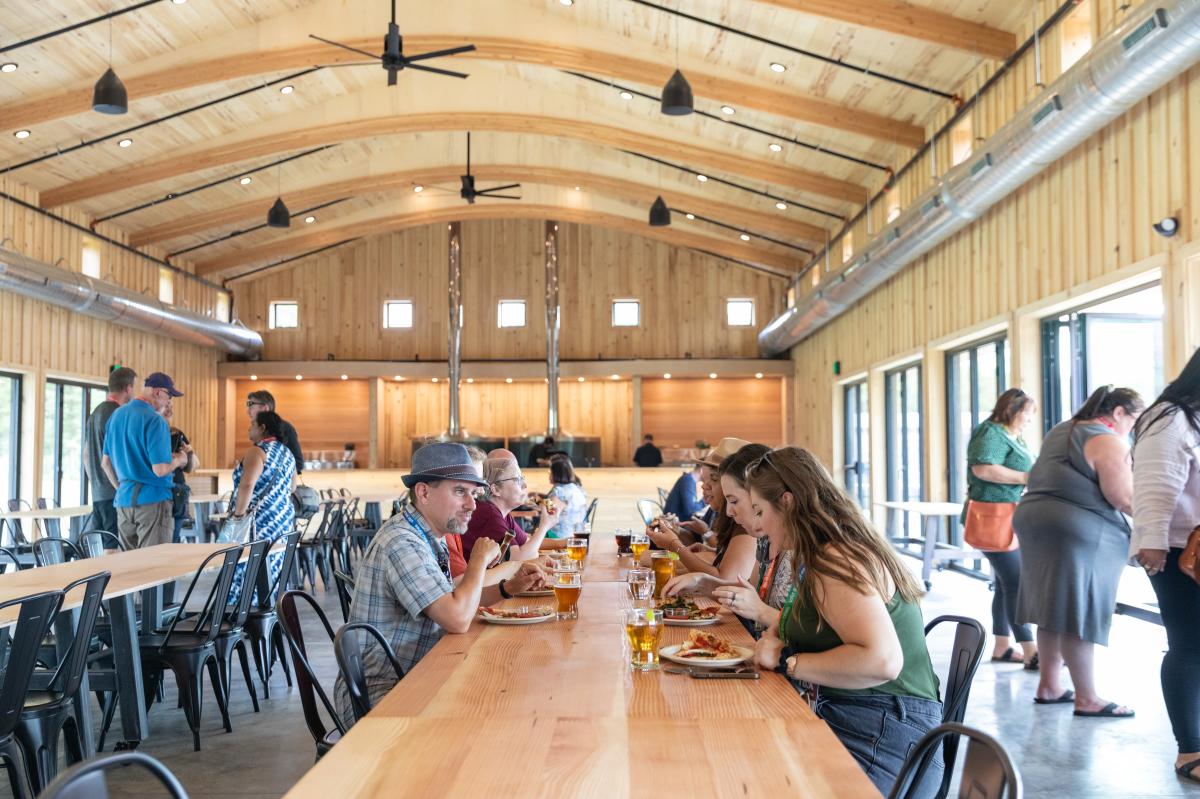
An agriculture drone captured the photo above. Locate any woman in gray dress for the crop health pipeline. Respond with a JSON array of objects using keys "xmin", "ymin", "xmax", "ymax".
[{"xmin": 1014, "ymin": 385, "xmax": 1143, "ymax": 718}]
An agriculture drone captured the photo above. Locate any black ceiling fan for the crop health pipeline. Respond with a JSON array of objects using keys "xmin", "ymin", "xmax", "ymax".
[
  {"xmin": 456, "ymin": 133, "xmax": 521, "ymax": 204},
  {"xmin": 310, "ymin": 0, "xmax": 476, "ymax": 85}
]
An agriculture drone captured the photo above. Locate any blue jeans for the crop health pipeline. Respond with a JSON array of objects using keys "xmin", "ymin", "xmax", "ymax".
[{"xmin": 814, "ymin": 692, "xmax": 944, "ymax": 799}]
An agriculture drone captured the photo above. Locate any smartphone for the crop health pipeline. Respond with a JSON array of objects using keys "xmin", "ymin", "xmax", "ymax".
[{"xmin": 690, "ymin": 669, "xmax": 759, "ymax": 680}]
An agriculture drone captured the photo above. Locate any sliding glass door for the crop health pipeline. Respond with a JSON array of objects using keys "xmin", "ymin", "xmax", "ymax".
[
  {"xmin": 885, "ymin": 363, "xmax": 924, "ymax": 537},
  {"xmin": 842, "ymin": 380, "xmax": 870, "ymax": 511},
  {"xmin": 41, "ymin": 380, "xmax": 106, "ymax": 506}
]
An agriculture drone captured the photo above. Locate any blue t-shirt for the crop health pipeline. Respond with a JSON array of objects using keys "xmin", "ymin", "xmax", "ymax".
[{"xmin": 102, "ymin": 398, "xmax": 173, "ymax": 507}]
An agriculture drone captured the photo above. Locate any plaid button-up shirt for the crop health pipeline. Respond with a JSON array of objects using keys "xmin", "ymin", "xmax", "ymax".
[{"xmin": 334, "ymin": 505, "xmax": 453, "ymax": 726}]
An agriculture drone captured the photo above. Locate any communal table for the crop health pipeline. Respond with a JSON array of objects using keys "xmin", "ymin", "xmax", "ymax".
[
  {"xmin": 0, "ymin": 543, "xmax": 239, "ymax": 752},
  {"xmin": 0, "ymin": 503, "xmax": 94, "ymax": 542},
  {"xmin": 284, "ymin": 535, "xmax": 880, "ymax": 798},
  {"xmin": 878, "ymin": 500, "xmax": 972, "ymax": 590}
]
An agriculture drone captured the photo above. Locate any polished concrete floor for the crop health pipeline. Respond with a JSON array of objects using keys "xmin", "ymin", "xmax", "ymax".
[{"xmin": 4, "ymin": 560, "xmax": 1198, "ymax": 798}]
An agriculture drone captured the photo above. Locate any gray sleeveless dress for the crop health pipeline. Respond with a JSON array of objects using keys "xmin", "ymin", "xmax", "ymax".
[{"xmin": 1013, "ymin": 421, "xmax": 1130, "ymax": 646}]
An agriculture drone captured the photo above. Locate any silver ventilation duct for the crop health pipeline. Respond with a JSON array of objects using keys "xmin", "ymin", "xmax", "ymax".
[
  {"xmin": 447, "ymin": 222, "xmax": 464, "ymax": 437},
  {"xmin": 544, "ymin": 221, "xmax": 561, "ymax": 438},
  {"xmin": 0, "ymin": 246, "xmax": 261, "ymax": 356},
  {"xmin": 760, "ymin": 0, "xmax": 1200, "ymax": 355}
]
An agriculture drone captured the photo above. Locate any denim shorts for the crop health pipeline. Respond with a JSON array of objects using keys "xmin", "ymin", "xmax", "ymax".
[{"xmin": 813, "ymin": 692, "xmax": 945, "ymax": 799}]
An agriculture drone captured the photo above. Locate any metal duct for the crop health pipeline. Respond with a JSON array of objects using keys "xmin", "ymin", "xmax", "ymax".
[
  {"xmin": 760, "ymin": 0, "xmax": 1200, "ymax": 354},
  {"xmin": 544, "ymin": 221, "xmax": 562, "ymax": 438},
  {"xmin": 0, "ymin": 246, "xmax": 261, "ymax": 356},
  {"xmin": 447, "ymin": 222, "xmax": 464, "ymax": 437}
]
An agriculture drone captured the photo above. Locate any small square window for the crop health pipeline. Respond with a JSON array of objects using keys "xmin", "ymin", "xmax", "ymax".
[
  {"xmin": 612, "ymin": 299, "xmax": 640, "ymax": 327},
  {"xmin": 786, "ymin": 287, "xmax": 796, "ymax": 309},
  {"xmin": 384, "ymin": 300, "xmax": 414, "ymax": 329},
  {"xmin": 1061, "ymin": 0, "xmax": 1093, "ymax": 72},
  {"xmin": 215, "ymin": 292, "xmax": 230, "ymax": 323},
  {"xmin": 158, "ymin": 268, "xmax": 175, "ymax": 305},
  {"xmin": 950, "ymin": 115, "xmax": 973, "ymax": 167},
  {"xmin": 885, "ymin": 188, "xmax": 902, "ymax": 223},
  {"xmin": 81, "ymin": 238, "xmax": 101, "ymax": 279},
  {"xmin": 842, "ymin": 233, "xmax": 854, "ymax": 264},
  {"xmin": 269, "ymin": 301, "xmax": 299, "ymax": 329},
  {"xmin": 726, "ymin": 299, "xmax": 755, "ymax": 327},
  {"xmin": 497, "ymin": 300, "xmax": 526, "ymax": 328}
]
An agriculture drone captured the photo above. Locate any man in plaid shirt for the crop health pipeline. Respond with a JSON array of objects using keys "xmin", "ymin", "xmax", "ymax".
[{"xmin": 334, "ymin": 443, "xmax": 547, "ymax": 726}]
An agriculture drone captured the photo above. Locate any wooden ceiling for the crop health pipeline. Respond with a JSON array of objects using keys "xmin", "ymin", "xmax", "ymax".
[{"xmin": 0, "ymin": 0, "xmax": 1030, "ymax": 281}]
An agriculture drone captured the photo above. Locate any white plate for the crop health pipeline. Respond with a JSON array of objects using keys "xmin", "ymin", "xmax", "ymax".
[
  {"xmin": 663, "ymin": 615, "xmax": 721, "ymax": 627},
  {"xmin": 479, "ymin": 609, "xmax": 556, "ymax": 625},
  {"xmin": 514, "ymin": 589, "xmax": 554, "ymax": 597},
  {"xmin": 660, "ymin": 643, "xmax": 753, "ymax": 668}
]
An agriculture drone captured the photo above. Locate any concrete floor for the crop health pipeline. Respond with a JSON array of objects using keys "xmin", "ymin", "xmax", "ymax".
[{"xmin": 3, "ymin": 561, "xmax": 1198, "ymax": 798}]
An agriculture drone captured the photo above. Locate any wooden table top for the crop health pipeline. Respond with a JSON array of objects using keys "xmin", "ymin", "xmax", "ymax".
[
  {"xmin": 285, "ymin": 535, "xmax": 881, "ymax": 798},
  {"xmin": 0, "ymin": 504, "xmax": 93, "ymax": 520},
  {"xmin": 877, "ymin": 500, "xmax": 963, "ymax": 516}
]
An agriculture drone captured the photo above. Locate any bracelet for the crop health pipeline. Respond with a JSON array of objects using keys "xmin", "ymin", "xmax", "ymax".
[
  {"xmin": 497, "ymin": 579, "xmax": 512, "ymax": 599},
  {"xmin": 775, "ymin": 654, "xmax": 793, "ymax": 676}
]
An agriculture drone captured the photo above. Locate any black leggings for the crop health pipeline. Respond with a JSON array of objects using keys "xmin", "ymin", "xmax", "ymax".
[
  {"xmin": 1149, "ymin": 548, "xmax": 1200, "ymax": 753},
  {"xmin": 983, "ymin": 549, "xmax": 1032, "ymax": 643}
]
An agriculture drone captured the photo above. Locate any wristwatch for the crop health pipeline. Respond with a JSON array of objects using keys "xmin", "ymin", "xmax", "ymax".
[
  {"xmin": 497, "ymin": 579, "xmax": 512, "ymax": 599},
  {"xmin": 775, "ymin": 654, "xmax": 793, "ymax": 676}
]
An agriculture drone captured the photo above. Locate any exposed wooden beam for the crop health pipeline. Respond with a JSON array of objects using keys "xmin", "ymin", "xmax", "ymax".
[
  {"xmin": 41, "ymin": 113, "xmax": 869, "ymax": 209},
  {"xmin": 198, "ymin": 205, "xmax": 800, "ymax": 278},
  {"xmin": 130, "ymin": 165, "xmax": 828, "ymax": 247},
  {"xmin": 4, "ymin": 36, "xmax": 924, "ymax": 147},
  {"xmin": 754, "ymin": 0, "xmax": 1015, "ymax": 60}
]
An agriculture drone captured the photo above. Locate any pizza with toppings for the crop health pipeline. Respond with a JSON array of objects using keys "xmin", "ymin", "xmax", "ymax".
[
  {"xmin": 676, "ymin": 630, "xmax": 740, "ymax": 659},
  {"xmin": 658, "ymin": 596, "xmax": 719, "ymax": 621},
  {"xmin": 478, "ymin": 606, "xmax": 553, "ymax": 620}
]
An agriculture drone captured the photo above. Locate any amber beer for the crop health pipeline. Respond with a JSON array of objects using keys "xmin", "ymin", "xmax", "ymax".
[
  {"xmin": 566, "ymin": 537, "xmax": 588, "ymax": 566},
  {"xmin": 629, "ymin": 533, "xmax": 650, "ymax": 560},
  {"xmin": 625, "ymin": 608, "xmax": 664, "ymax": 670},
  {"xmin": 650, "ymin": 552, "xmax": 675, "ymax": 599},
  {"xmin": 554, "ymin": 572, "xmax": 582, "ymax": 620}
]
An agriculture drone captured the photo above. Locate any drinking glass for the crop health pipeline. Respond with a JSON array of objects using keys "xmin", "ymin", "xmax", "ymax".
[
  {"xmin": 566, "ymin": 537, "xmax": 588, "ymax": 567},
  {"xmin": 629, "ymin": 533, "xmax": 650, "ymax": 561},
  {"xmin": 614, "ymin": 528, "xmax": 633, "ymax": 555},
  {"xmin": 650, "ymin": 551, "xmax": 675, "ymax": 599},
  {"xmin": 553, "ymin": 571, "xmax": 582, "ymax": 620},
  {"xmin": 627, "ymin": 567, "xmax": 654, "ymax": 606},
  {"xmin": 625, "ymin": 608, "xmax": 664, "ymax": 670}
]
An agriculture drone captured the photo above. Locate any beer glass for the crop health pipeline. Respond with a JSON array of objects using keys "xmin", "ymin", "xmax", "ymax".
[
  {"xmin": 625, "ymin": 608, "xmax": 664, "ymax": 670},
  {"xmin": 553, "ymin": 571, "xmax": 582, "ymax": 620},
  {"xmin": 614, "ymin": 529, "xmax": 633, "ymax": 555},
  {"xmin": 627, "ymin": 567, "xmax": 654, "ymax": 606},
  {"xmin": 566, "ymin": 537, "xmax": 588, "ymax": 567},
  {"xmin": 650, "ymin": 551, "xmax": 675, "ymax": 599},
  {"xmin": 629, "ymin": 533, "xmax": 650, "ymax": 561}
]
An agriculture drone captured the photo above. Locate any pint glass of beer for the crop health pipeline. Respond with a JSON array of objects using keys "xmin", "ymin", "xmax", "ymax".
[
  {"xmin": 553, "ymin": 571, "xmax": 582, "ymax": 620},
  {"xmin": 566, "ymin": 537, "xmax": 588, "ymax": 568},
  {"xmin": 650, "ymin": 551, "xmax": 675, "ymax": 599},
  {"xmin": 629, "ymin": 533, "xmax": 650, "ymax": 561},
  {"xmin": 625, "ymin": 608, "xmax": 664, "ymax": 670}
]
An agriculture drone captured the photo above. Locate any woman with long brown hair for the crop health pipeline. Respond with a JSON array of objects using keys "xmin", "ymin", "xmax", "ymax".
[{"xmin": 747, "ymin": 447, "xmax": 942, "ymax": 799}]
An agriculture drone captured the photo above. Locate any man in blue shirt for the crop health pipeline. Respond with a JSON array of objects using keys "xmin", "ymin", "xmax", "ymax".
[
  {"xmin": 663, "ymin": 463, "xmax": 705, "ymax": 521},
  {"xmin": 101, "ymin": 372, "xmax": 189, "ymax": 549}
]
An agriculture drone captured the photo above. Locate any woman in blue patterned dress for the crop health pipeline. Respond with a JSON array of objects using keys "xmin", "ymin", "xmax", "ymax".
[{"xmin": 228, "ymin": 410, "xmax": 297, "ymax": 606}]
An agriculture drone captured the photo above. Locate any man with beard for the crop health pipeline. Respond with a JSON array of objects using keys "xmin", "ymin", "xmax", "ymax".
[{"xmin": 333, "ymin": 443, "xmax": 547, "ymax": 725}]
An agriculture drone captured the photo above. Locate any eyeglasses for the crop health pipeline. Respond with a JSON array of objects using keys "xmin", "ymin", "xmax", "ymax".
[
  {"xmin": 495, "ymin": 476, "xmax": 527, "ymax": 487},
  {"xmin": 245, "ymin": 401, "xmax": 267, "ymax": 408}
]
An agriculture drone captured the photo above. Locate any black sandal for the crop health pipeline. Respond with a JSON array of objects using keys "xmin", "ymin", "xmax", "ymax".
[
  {"xmin": 1033, "ymin": 690, "xmax": 1074, "ymax": 705},
  {"xmin": 1073, "ymin": 702, "xmax": 1135, "ymax": 718},
  {"xmin": 1176, "ymin": 758, "xmax": 1200, "ymax": 782},
  {"xmin": 990, "ymin": 647, "xmax": 1023, "ymax": 664},
  {"xmin": 1024, "ymin": 653, "xmax": 1039, "ymax": 671}
]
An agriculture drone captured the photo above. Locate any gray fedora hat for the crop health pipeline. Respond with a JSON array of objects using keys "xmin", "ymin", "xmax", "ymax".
[{"xmin": 403, "ymin": 442, "xmax": 489, "ymax": 488}]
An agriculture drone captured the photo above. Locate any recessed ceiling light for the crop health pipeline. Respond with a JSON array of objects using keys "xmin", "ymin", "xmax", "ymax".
[
  {"xmin": 1, "ymin": 63, "xmax": 17, "ymax": 73},
  {"xmin": 279, "ymin": 85, "xmax": 294, "ymax": 95},
  {"xmin": 685, "ymin": 213, "xmax": 695, "ymax": 220},
  {"xmin": 413, "ymin": 185, "xmax": 424, "ymax": 193},
  {"xmin": 769, "ymin": 143, "xmax": 783, "ymax": 153},
  {"xmin": 304, "ymin": 215, "xmax": 316, "ymax": 224},
  {"xmin": 295, "ymin": 375, "xmax": 303, "ymax": 380},
  {"xmin": 775, "ymin": 201, "xmax": 788, "ymax": 210},
  {"xmin": 466, "ymin": 378, "xmax": 474, "ymax": 383},
  {"xmin": 740, "ymin": 233, "xmax": 751, "ymax": 241},
  {"xmin": 171, "ymin": 0, "xmax": 187, "ymax": 4},
  {"xmin": 720, "ymin": 105, "xmax": 735, "ymax": 115},
  {"xmin": 770, "ymin": 62, "xmax": 786, "ymax": 73},
  {"xmin": 432, "ymin": 377, "xmax": 439, "ymax": 383},
  {"xmin": 755, "ymin": 372, "xmax": 764, "ymax": 378},
  {"xmin": 505, "ymin": 377, "xmax": 513, "ymax": 383},
  {"xmin": 610, "ymin": 374, "xmax": 620, "ymax": 380},
  {"xmin": 663, "ymin": 373, "xmax": 672, "ymax": 379},
  {"xmin": 117, "ymin": 138, "xmax": 133, "ymax": 147},
  {"xmin": 573, "ymin": 186, "xmax": 581, "ymax": 191},
  {"xmin": 619, "ymin": 90, "xmax": 633, "ymax": 100},
  {"xmin": 559, "ymin": 0, "xmax": 574, "ymax": 5},
  {"xmin": 709, "ymin": 373, "xmax": 718, "ymax": 379},
  {"xmin": 13, "ymin": 130, "xmax": 29, "ymax": 139},
  {"xmin": 696, "ymin": 174, "xmax": 707, "ymax": 182},
  {"xmin": 340, "ymin": 374, "xmax": 348, "ymax": 380},
  {"xmin": 249, "ymin": 375, "xmax": 258, "ymax": 381},
  {"xmin": 239, "ymin": 176, "xmax": 252, "ymax": 185},
  {"xmin": 577, "ymin": 376, "xmax": 585, "ymax": 382},
  {"xmin": 393, "ymin": 375, "xmax": 403, "ymax": 381}
]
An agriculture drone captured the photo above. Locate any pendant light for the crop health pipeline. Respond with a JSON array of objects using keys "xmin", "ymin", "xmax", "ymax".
[
  {"xmin": 660, "ymin": 7, "xmax": 693, "ymax": 116},
  {"xmin": 92, "ymin": 9, "xmax": 128, "ymax": 114},
  {"xmin": 267, "ymin": 165, "xmax": 290, "ymax": 228},
  {"xmin": 649, "ymin": 196, "xmax": 671, "ymax": 227}
]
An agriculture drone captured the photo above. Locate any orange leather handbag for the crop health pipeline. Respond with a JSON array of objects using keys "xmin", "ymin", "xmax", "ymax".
[
  {"xmin": 963, "ymin": 500, "xmax": 1019, "ymax": 552},
  {"xmin": 1179, "ymin": 525, "xmax": 1200, "ymax": 584}
]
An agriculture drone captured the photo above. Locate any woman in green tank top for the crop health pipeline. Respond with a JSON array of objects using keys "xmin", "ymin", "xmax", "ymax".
[{"xmin": 745, "ymin": 447, "xmax": 944, "ymax": 799}]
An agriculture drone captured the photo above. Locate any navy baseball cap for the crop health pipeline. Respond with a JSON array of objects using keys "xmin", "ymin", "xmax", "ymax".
[{"xmin": 145, "ymin": 372, "xmax": 184, "ymax": 397}]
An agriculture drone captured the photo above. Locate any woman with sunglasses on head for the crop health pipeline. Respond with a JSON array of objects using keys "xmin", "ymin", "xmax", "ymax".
[
  {"xmin": 460, "ymin": 457, "xmax": 561, "ymax": 562},
  {"xmin": 747, "ymin": 447, "xmax": 943, "ymax": 799}
]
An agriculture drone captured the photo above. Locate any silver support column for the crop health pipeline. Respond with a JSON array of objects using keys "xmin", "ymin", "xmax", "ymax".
[
  {"xmin": 447, "ymin": 222, "xmax": 463, "ymax": 438},
  {"xmin": 544, "ymin": 221, "xmax": 561, "ymax": 438}
]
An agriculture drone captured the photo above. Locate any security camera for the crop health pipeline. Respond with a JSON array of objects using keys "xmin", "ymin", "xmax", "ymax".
[{"xmin": 1153, "ymin": 217, "xmax": 1180, "ymax": 237}]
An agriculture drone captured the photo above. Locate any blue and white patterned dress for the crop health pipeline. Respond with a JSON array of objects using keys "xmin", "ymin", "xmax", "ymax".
[{"xmin": 228, "ymin": 437, "xmax": 296, "ymax": 606}]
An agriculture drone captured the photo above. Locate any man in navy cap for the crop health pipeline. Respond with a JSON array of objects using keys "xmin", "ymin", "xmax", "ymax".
[
  {"xmin": 101, "ymin": 372, "xmax": 189, "ymax": 549},
  {"xmin": 332, "ymin": 442, "xmax": 548, "ymax": 727}
]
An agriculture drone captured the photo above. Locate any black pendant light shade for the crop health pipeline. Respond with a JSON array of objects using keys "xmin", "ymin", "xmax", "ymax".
[
  {"xmin": 660, "ymin": 69, "xmax": 693, "ymax": 116},
  {"xmin": 267, "ymin": 197, "xmax": 291, "ymax": 228},
  {"xmin": 92, "ymin": 67, "xmax": 128, "ymax": 114},
  {"xmin": 649, "ymin": 196, "xmax": 671, "ymax": 227}
]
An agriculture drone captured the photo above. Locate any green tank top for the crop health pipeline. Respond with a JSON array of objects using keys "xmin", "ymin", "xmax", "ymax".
[{"xmin": 779, "ymin": 587, "xmax": 941, "ymax": 701}]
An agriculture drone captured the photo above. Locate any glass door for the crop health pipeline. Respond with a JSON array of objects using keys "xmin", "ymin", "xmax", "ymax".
[
  {"xmin": 885, "ymin": 363, "xmax": 924, "ymax": 538},
  {"xmin": 842, "ymin": 380, "xmax": 870, "ymax": 510},
  {"xmin": 41, "ymin": 380, "xmax": 107, "ymax": 506}
]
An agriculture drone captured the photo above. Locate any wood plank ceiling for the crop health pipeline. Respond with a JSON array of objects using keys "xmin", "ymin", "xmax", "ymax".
[{"xmin": 0, "ymin": 0, "xmax": 1030, "ymax": 282}]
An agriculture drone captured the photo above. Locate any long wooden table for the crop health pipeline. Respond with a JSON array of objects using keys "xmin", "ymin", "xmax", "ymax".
[{"xmin": 284, "ymin": 535, "xmax": 880, "ymax": 798}]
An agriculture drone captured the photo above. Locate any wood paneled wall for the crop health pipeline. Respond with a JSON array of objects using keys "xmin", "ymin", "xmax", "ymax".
[
  {"xmin": 231, "ymin": 219, "xmax": 782, "ymax": 362},
  {"xmin": 0, "ymin": 177, "xmax": 223, "ymax": 499},
  {"xmin": 231, "ymin": 379, "xmax": 371, "ymax": 459},
  {"xmin": 641, "ymin": 378, "xmax": 784, "ymax": 450}
]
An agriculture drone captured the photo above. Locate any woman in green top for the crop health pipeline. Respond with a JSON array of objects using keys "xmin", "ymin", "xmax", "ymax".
[
  {"xmin": 966, "ymin": 388, "xmax": 1038, "ymax": 668},
  {"xmin": 748, "ymin": 447, "xmax": 943, "ymax": 799}
]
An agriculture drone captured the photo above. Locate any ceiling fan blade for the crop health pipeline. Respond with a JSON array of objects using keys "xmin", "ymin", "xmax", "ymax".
[
  {"xmin": 320, "ymin": 61, "xmax": 379, "ymax": 68},
  {"xmin": 478, "ymin": 183, "xmax": 521, "ymax": 193},
  {"xmin": 405, "ymin": 44, "xmax": 477, "ymax": 63},
  {"xmin": 422, "ymin": 185, "xmax": 459, "ymax": 194},
  {"xmin": 308, "ymin": 35, "xmax": 381, "ymax": 61},
  {"xmin": 480, "ymin": 194, "xmax": 522, "ymax": 200},
  {"xmin": 405, "ymin": 62, "xmax": 470, "ymax": 79},
  {"xmin": 388, "ymin": 68, "xmax": 397, "ymax": 86}
]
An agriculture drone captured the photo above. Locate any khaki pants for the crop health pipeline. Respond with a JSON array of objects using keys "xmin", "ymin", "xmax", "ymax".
[{"xmin": 117, "ymin": 500, "xmax": 174, "ymax": 549}]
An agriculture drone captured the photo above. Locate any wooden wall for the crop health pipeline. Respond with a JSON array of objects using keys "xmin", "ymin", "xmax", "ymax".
[
  {"xmin": 231, "ymin": 379, "xmax": 371, "ymax": 459},
  {"xmin": 0, "ymin": 177, "xmax": 225, "ymax": 499},
  {"xmin": 641, "ymin": 378, "xmax": 784, "ymax": 450},
  {"xmin": 231, "ymin": 218, "xmax": 782, "ymax": 362}
]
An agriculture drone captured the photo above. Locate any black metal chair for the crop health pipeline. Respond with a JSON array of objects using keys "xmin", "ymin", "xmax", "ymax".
[
  {"xmin": 32, "ymin": 538, "xmax": 84, "ymax": 568},
  {"xmin": 77, "ymin": 531, "xmax": 125, "ymax": 558},
  {"xmin": 333, "ymin": 622, "xmax": 404, "ymax": 723},
  {"xmin": 15, "ymin": 572, "xmax": 111, "ymax": 792},
  {"xmin": 635, "ymin": 499, "xmax": 663, "ymax": 526},
  {"xmin": 243, "ymin": 532, "xmax": 301, "ymax": 698},
  {"xmin": 3, "ymin": 500, "xmax": 37, "ymax": 560},
  {"xmin": 277, "ymin": 590, "xmax": 346, "ymax": 760},
  {"xmin": 134, "ymin": 546, "xmax": 242, "ymax": 751},
  {"xmin": 0, "ymin": 589, "xmax": 65, "ymax": 799},
  {"xmin": 297, "ymin": 503, "xmax": 338, "ymax": 592},
  {"xmin": 211, "ymin": 539, "xmax": 271, "ymax": 715},
  {"xmin": 924, "ymin": 615, "xmax": 986, "ymax": 799},
  {"xmin": 583, "ymin": 498, "xmax": 599, "ymax": 527},
  {"xmin": 38, "ymin": 751, "xmax": 189, "ymax": 799},
  {"xmin": 34, "ymin": 498, "xmax": 62, "ymax": 540},
  {"xmin": 0, "ymin": 546, "xmax": 24, "ymax": 574},
  {"xmin": 332, "ymin": 569, "xmax": 355, "ymax": 624},
  {"xmin": 887, "ymin": 722, "xmax": 1022, "ymax": 799}
]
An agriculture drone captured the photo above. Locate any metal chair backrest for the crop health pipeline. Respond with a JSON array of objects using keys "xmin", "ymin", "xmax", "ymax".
[
  {"xmin": 38, "ymin": 751, "xmax": 190, "ymax": 799},
  {"xmin": 227, "ymin": 538, "xmax": 271, "ymax": 627},
  {"xmin": 155, "ymin": 546, "xmax": 241, "ymax": 651},
  {"xmin": 0, "ymin": 590, "xmax": 64, "ymax": 737},
  {"xmin": 887, "ymin": 722, "xmax": 1022, "ymax": 799},
  {"xmin": 583, "ymin": 498, "xmax": 599, "ymax": 526},
  {"xmin": 5, "ymin": 498, "xmax": 31, "ymax": 546},
  {"xmin": 277, "ymin": 590, "xmax": 347, "ymax": 745},
  {"xmin": 332, "ymin": 569, "xmax": 355, "ymax": 624},
  {"xmin": 78, "ymin": 530, "xmax": 125, "ymax": 558},
  {"xmin": 924, "ymin": 615, "xmax": 986, "ymax": 798},
  {"xmin": 635, "ymin": 499, "xmax": 662, "ymax": 526},
  {"xmin": 33, "ymin": 537, "xmax": 83, "ymax": 567},
  {"xmin": 254, "ymin": 532, "xmax": 301, "ymax": 611},
  {"xmin": 35, "ymin": 498, "xmax": 58, "ymax": 509},
  {"xmin": 0, "ymin": 545, "xmax": 22, "ymax": 574},
  {"xmin": 45, "ymin": 572, "xmax": 111, "ymax": 700},
  {"xmin": 657, "ymin": 487, "xmax": 669, "ymax": 505},
  {"xmin": 334, "ymin": 621, "xmax": 404, "ymax": 723}
]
